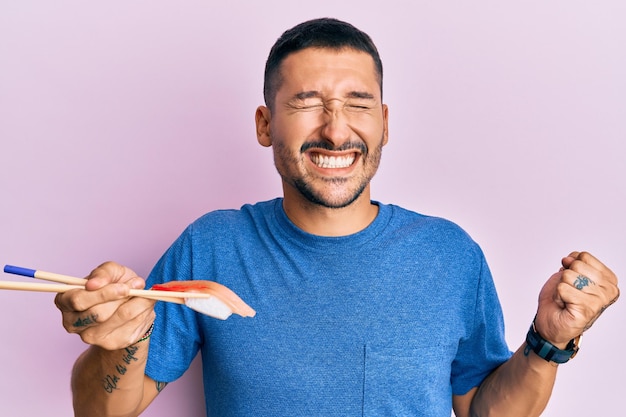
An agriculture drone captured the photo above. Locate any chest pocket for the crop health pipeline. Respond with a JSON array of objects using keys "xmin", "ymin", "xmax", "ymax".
[{"xmin": 363, "ymin": 342, "xmax": 455, "ymax": 417}]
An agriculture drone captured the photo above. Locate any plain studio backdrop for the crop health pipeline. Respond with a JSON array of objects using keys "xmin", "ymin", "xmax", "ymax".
[{"xmin": 1, "ymin": 2, "xmax": 624, "ymax": 416}]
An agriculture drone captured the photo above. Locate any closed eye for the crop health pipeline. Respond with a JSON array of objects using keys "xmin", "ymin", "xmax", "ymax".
[
  {"xmin": 290, "ymin": 103, "xmax": 324, "ymax": 111},
  {"xmin": 345, "ymin": 101, "xmax": 374, "ymax": 112}
]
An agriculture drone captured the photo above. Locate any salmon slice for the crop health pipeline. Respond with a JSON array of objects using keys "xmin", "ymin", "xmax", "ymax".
[{"xmin": 151, "ymin": 280, "xmax": 256, "ymax": 318}]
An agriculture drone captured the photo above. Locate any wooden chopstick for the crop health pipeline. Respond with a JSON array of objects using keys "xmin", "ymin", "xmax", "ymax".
[
  {"xmin": 0, "ymin": 280, "xmax": 186, "ymax": 304},
  {"xmin": 2, "ymin": 265, "xmax": 213, "ymax": 304},
  {"xmin": 0, "ymin": 281, "xmax": 84, "ymax": 292}
]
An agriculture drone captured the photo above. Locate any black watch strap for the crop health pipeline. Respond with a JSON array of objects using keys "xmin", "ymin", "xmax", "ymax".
[{"xmin": 524, "ymin": 321, "xmax": 581, "ymax": 364}]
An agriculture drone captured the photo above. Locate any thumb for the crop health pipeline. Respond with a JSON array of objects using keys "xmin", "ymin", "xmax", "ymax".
[{"xmin": 539, "ymin": 270, "xmax": 565, "ymax": 309}]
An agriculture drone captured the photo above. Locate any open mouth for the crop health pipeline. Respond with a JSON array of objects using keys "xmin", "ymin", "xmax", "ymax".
[{"xmin": 309, "ymin": 152, "xmax": 357, "ymax": 169}]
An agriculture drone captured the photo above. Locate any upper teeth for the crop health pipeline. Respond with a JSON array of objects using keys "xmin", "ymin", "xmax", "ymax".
[{"xmin": 311, "ymin": 154, "xmax": 355, "ymax": 168}]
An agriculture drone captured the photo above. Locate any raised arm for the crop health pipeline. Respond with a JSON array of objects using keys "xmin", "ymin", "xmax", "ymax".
[
  {"xmin": 55, "ymin": 262, "xmax": 163, "ymax": 417},
  {"xmin": 453, "ymin": 251, "xmax": 619, "ymax": 417}
]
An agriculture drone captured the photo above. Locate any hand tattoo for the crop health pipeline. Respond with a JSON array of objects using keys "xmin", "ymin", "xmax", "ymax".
[
  {"xmin": 73, "ymin": 314, "xmax": 98, "ymax": 328},
  {"xmin": 573, "ymin": 275, "xmax": 594, "ymax": 290}
]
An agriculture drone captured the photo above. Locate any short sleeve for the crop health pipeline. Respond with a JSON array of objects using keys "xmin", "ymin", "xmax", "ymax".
[
  {"xmin": 144, "ymin": 225, "xmax": 202, "ymax": 383},
  {"xmin": 450, "ymin": 255, "xmax": 513, "ymax": 395}
]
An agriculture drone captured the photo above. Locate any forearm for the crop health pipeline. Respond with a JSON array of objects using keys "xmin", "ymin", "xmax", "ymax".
[
  {"xmin": 71, "ymin": 341, "xmax": 150, "ymax": 417},
  {"xmin": 470, "ymin": 344, "xmax": 558, "ymax": 417}
]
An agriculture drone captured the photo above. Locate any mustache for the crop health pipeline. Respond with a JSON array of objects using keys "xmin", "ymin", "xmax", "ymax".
[{"xmin": 300, "ymin": 141, "xmax": 367, "ymax": 154}]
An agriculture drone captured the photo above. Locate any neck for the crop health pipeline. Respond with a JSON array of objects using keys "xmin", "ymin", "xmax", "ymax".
[{"xmin": 281, "ymin": 188, "xmax": 378, "ymax": 237}]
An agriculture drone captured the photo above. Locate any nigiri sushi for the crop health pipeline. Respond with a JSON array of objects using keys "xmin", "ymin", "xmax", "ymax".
[{"xmin": 151, "ymin": 280, "xmax": 256, "ymax": 320}]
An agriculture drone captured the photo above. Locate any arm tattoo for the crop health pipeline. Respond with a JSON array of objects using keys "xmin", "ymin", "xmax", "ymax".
[{"xmin": 102, "ymin": 345, "xmax": 140, "ymax": 393}]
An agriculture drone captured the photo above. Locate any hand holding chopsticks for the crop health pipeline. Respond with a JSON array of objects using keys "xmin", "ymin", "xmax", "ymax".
[
  {"xmin": 1, "ymin": 264, "xmax": 212, "ymax": 304},
  {"xmin": 1, "ymin": 264, "xmax": 255, "ymax": 320}
]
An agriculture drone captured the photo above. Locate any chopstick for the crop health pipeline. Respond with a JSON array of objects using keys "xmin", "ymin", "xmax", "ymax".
[
  {"xmin": 1, "ymin": 264, "xmax": 213, "ymax": 304},
  {"xmin": 0, "ymin": 281, "xmax": 85, "ymax": 292},
  {"xmin": 4, "ymin": 265, "xmax": 87, "ymax": 285}
]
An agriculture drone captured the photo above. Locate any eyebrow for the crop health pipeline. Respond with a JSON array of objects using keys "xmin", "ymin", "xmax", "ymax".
[
  {"xmin": 292, "ymin": 90, "xmax": 376, "ymax": 101},
  {"xmin": 346, "ymin": 91, "xmax": 375, "ymax": 100},
  {"xmin": 293, "ymin": 91, "xmax": 321, "ymax": 100}
]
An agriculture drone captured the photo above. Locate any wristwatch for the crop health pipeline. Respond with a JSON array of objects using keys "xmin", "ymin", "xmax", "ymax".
[{"xmin": 525, "ymin": 320, "xmax": 581, "ymax": 364}]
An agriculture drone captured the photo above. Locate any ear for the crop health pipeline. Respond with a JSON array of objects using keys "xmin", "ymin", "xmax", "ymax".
[
  {"xmin": 255, "ymin": 106, "xmax": 272, "ymax": 147},
  {"xmin": 381, "ymin": 104, "xmax": 389, "ymax": 146}
]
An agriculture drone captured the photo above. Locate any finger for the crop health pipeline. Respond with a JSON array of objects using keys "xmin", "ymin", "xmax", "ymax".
[
  {"xmin": 565, "ymin": 259, "xmax": 619, "ymax": 304},
  {"xmin": 55, "ymin": 283, "xmax": 132, "ymax": 313},
  {"xmin": 561, "ymin": 252, "xmax": 578, "ymax": 268},
  {"xmin": 564, "ymin": 252, "xmax": 616, "ymax": 283},
  {"xmin": 55, "ymin": 288, "xmax": 128, "ymax": 334},
  {"xmin": 561, "ymin": 252, "xmax": 580, "ymax": 270},
  {"xmin": 562, "ymin": 269, "xmax": 598, "ymax": 292},
  {"xmin": 60, "ymin": 300, "xmax": 127, "ymax": 333},
  {"xmin": 555, "ymin": 279, "xmax": 602, "ymax": 316},
  {"xmin": 564, "ymin": 257, "xmax": 612, "ymax": 285},
  {"xmin": 576, "ymin": 251, "xmax": 611, "ymax": 272},
  {"xmin": 62, "ymin": 295, "xmax": 154, "ymax": 338},
  {"xmin": 559, "ymin": 267, "xmax": 606, "ymax": 304},
  {"xmin": 561, "ymin": 268, "xmax": 616, "ymax": 308},
  {"xmin": 539, "ymin": 271, "xmax": 563, "ymax": 304},
  {"xmin": 85, "ymin": 262, "xmax": 145, "ymax": 290},
  {"xmin": 558, "ymin": 271, "xmax": 617, "ymax": 330},
  {"xmin": 79, "ymin": 299, "xmax": 156, "ymax": 350}
]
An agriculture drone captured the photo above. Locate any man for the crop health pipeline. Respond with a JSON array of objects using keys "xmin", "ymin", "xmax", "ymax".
[{"xmin": 56, "ymin": 18, "xmax": 619, "ymax": 417}]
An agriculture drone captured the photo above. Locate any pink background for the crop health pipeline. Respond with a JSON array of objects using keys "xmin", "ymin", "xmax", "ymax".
[{"xmin": 1, "ymin": 1, "xmax": 624, "ymax": 416}]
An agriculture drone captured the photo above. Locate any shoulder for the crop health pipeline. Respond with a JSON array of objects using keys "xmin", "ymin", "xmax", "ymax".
[
  {"xmin": 385, "ymin": 203, "xmax": 476, "ymax": 243},
  {"xmin": 378, "ymin": 203, "xmax": 485, "ymax": 269},
  {"xmin": 190, "ymin": 198, "xmax": 279, "ymax": 231}
]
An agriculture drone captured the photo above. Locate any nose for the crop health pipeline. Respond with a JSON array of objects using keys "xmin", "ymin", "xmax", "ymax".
[{"xmin": 320, "ymin": 107, "xmax": 351, "ymax": 148}]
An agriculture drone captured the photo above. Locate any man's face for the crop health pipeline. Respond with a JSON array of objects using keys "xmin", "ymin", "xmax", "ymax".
[{"xmin": 257, "ymin": 47, "xmax": 389, "ymax": 209}]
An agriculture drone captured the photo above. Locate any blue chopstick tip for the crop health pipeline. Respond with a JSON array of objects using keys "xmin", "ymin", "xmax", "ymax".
[{"xmin": 3, "ymin": 265, "xmax": 37, "ymax": 278}]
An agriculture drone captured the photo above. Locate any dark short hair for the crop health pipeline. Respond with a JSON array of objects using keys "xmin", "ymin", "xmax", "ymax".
[{"xmin": 263, "ymin": 18, "xmax": 383, "ymax": 110}]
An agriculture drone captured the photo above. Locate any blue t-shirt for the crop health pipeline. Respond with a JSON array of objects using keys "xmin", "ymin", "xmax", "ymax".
[{"xmin": 145, "ymin": 199, "xmax": 511, "ymax": 416}]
